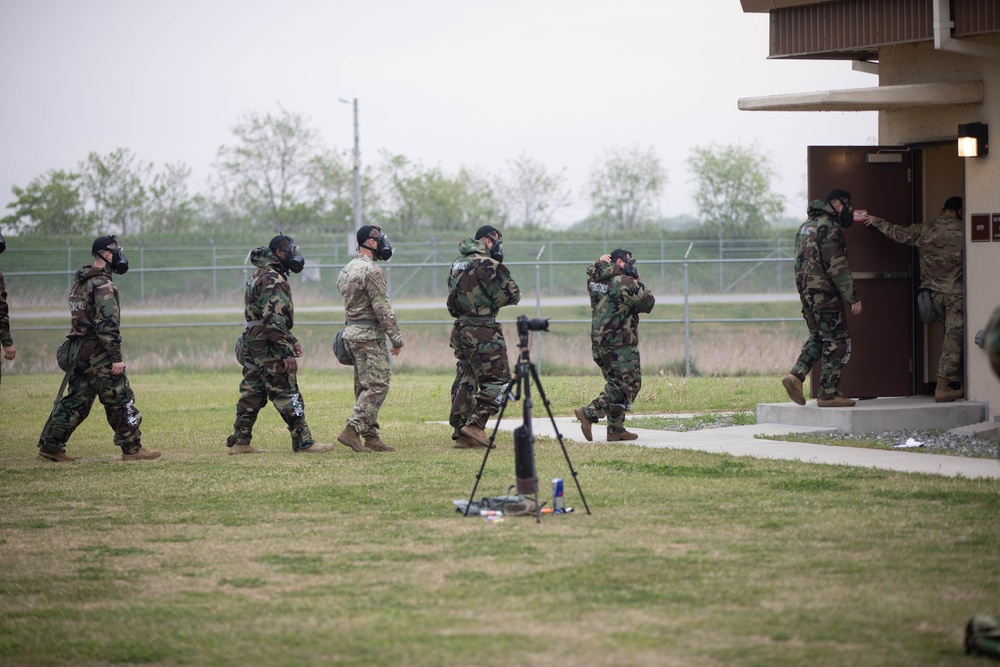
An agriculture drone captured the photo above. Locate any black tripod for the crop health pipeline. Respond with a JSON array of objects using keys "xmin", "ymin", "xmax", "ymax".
[{"xmin": 464, "ymin": 316, "xmax": 591, "ymax": 523}]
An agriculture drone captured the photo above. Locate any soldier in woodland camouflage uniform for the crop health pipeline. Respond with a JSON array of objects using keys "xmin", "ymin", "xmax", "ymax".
[
  {"xmin": 227, "ymin": 235, "xmax": 333, "ymax": 454},
  {"xmin": 782, "ymin": 190, "xmax": 864, "ymax": 408},
  {"xmin": 574, "ymin": 249, "xmax": 655, "ymax": 442},
  {"xmin": 37, "ymin": 236, "xmax": 160, "ymax": 462},
  {"xmin": 336, "ymin": 225, "xmax": 403, "ymax": 453},
  {"xmin": 447, "ymin": 225, "xmax": 520, "ymax": 449},
  {"xmin": 0, "ymin": 228, "xmax": 16, "ymax": 383},
  {"xmin": 984, "ymin": 306, "xmax": 1000, "ymax": 381},
  {"xmin": 865, "ymin": 197, "xmax": 965, "ymax": 402}
]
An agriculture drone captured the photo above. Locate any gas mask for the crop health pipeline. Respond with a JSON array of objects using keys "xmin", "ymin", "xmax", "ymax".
[
  {"xmin": 833, "ymin": 200, "xmax": 853, "ymax": 228},
  {"xmin": 373, "ymin": 233, "xmax": 393, "ymax": 261},
  {"xmin": 488, "ymin": 237, "xmax": 504, "ymax": 263},
  {"xmin": 108, "ymin": 245, "xmax": 129, "ymax": 274},
  {"xmin": 279, "ymin": 242, "xmax": 305, "ymax": 274},
  {"xmin": 621, "ymin": 257, "xmax": 638, "ymax": 279},
  {"xmin": 0, "ymin": 229, "xmax": 5, "ymax": 254}
]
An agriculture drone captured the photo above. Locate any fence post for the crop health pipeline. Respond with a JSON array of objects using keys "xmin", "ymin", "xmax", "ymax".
[
  {"xmin": 535, "ymin": 245, "xmax": 545, "ymax": 373},
  {"xmin": 431, "ymin": 236, "xmax": 438, "ymax": 299},
  {"xmin": 684, "ymin": 243, "xmax": 693, "ymax": 377},
  {"xmin": 718, "ymin": 234, "xmax": 724, "ymax": 292},
  {"xmin": 140, "ymin": 239, "xmax": 145, "ymax": 305},
  {"xmin": 210, "ymin": 239, "xmax": 217, "ymax": 303},
  {"xmin": 776, "ymin": 235, "xmax": 782, "ymax": 290},
  {"xmin": 66, "ymin": 239, "xmax": 72, "ymax": 292},
  {"xmin": 659, "ymin": 231, "xmax": 665, "ymax": 294}
]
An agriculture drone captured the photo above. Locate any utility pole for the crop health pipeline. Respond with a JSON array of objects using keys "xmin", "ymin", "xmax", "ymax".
[{"xmin": 339, "ymin": 97, "xmax": 362, "ymax": 234}]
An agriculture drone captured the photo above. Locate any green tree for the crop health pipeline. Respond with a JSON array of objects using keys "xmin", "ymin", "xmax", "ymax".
[
  {"xmin": 586, "ymin": 145, "xmax": 666, "ymax": 231},
  {"xmin": 147, "ymin": 162, "xmax": 198, "ymax": 232},
  {"xmin": 687, "ymin": 141, "xmax": 785, "ymax": 238},
  {"xmin": 494, "ymin": 153, "xmax": 571, "ymax": 229},
  {"xmin": 80, "ymin": 148, "xmax": 151, "ymax": 236},
  {"xmin": 213, "ymin": 107, "xmax": 321, "ymax": 231},
  {"xmin": 1, "ymin": 169, "xmax": 90, "ymax": 234}
]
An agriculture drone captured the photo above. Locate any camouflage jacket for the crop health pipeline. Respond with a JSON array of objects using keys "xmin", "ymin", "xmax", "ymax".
[
  {"xmin": 587, "ymin": 259, "xmax": 655, "ymax": 347},
  {"xmin": 446, "ymin": 237, "xmax": 520, "ymax": 319},
  {"xmin": 868, "ymin": 212, "xmax": 962, "ymax": 295},
  {"xmin": 244, "ymin": 247, "xmax": 297, "ymax": 361},
  {"xmin": 336, "ymin": 253, "xmax": 403, "ymax": 347},
  {"xmin": 794, "ymin": 200, "xmax": 859, "ymax": 304},
  {"xmin": 0, "ymin": 270, "xmax": 11, "ymax": 347},
  {"xmin": 66, "ymin": 264, "xmax": 123, "ymax": 362}
]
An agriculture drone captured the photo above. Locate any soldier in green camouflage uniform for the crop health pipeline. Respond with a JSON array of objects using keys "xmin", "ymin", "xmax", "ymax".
[
  {"xmin": 783, "ymin": 190, "xmax": 863, "ymax": 408},
  {"xmin": 983, "ymin": 306, "xmax": 1000, "ymax": 381},
  {"xmin": 0, "ymin": 229, "xmax": 16, "ymax": 384},
  {"xmin": 574, "ymin": 249, "xmax": 655, "ymax": 442},
  {"xmin": 38, "ymin": 236, "xmax": 160, "ymax": 462},
  {"xmin": 865, "ymin": 197, "xmax": 964, "ymax": 402},
  {"xmin": 227, "ymin": 235, "xmax": 333, "ymax": 455},
  {"xmin": 447, "ymin": 225, "xmax": 520, "ymax": 449},
  {"xmin": 336, "ymin": 225, "xmax": 403, "ymax": 454}
]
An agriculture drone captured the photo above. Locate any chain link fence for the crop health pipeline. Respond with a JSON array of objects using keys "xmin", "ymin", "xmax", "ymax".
[{"xmin": 2, "ymin": 236, "xmax": 805, "ymax": 376}]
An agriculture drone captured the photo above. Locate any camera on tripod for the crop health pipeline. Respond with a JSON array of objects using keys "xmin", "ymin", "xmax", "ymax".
[{"xmin": 516, "ymin": 315, "xmax": 549, "ymax": 335}]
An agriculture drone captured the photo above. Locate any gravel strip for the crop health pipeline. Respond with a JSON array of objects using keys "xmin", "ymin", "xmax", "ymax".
[{"xmin": 789, "ymin": 429, "xmax": 1000, "ymax": 460}]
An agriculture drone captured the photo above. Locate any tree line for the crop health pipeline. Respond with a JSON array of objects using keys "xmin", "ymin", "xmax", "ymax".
[{"xmin": 2, "ymin": 106, "xmax": 786, "ymax": 239}]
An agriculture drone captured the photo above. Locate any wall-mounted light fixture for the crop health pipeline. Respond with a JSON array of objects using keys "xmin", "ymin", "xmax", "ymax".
[{"xmin": 957, "ymin": 122, "xmax": 989, "ymax": 157}]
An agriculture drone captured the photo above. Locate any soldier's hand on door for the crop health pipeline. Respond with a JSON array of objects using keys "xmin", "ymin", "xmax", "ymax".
[{"xmin": 851, "ymin": 301, "xmax": 863, "ymax": 315}]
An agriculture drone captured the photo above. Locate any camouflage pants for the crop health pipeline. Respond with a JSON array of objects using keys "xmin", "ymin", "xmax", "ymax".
[
  {"xmin": 345, "ymin": 336, "xmax": 391, "ymax": 437},
  {"xmin": 791, "ymin": 292, "xmax": 851, "ymax": 398},
  {"xmin": 227, "ymin": 357, "xmax": 314, "ymax": 451},
  {"xmin": 449, "ymin": 321, "xmax": 511, "ymax": 434},
  {"xmin": 584, "ymin": 343, "xmax": 642, "ymax": 433},
  {"xmin": 930, "ymin": 290, "xmax": 963, "ymax": 381},
  {"xmin": 39, "ymin": 340, "xmax": 143, "ymax": 454}
]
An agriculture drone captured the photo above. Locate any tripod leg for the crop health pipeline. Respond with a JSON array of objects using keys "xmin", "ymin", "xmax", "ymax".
[
  {"xmin": 528, "ymin": 362, "xmax": 592, "ymax": 516},
  {"xmin": 462, "ymin": 373, "xmax": 518, "ymax": 516}
]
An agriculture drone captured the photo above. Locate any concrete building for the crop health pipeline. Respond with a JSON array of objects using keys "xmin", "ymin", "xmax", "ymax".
[{"xmin": 739, "ymin": 0, "xmax": 1000, "ymax": 415}]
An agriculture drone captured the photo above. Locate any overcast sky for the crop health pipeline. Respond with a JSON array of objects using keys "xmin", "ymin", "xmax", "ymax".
[{"xmin": 0, "ymin": 0, "xmax": 878, "ymax": 227}]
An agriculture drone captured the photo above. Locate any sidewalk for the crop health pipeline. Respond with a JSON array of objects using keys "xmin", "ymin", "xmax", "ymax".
[{"xmin": 490, "ymin": 417, "xmax": 1000, "ymax": 480}]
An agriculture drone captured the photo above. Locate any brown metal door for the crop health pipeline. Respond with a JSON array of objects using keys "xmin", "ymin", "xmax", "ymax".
[{"xmin": 807, "ymin": 146, "xmax": 916, "ymax": 398}]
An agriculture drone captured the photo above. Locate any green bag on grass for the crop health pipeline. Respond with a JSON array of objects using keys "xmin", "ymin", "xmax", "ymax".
[{"xmin": 966, "ymin": 614, "xmax": 1000, "ymax": 659}]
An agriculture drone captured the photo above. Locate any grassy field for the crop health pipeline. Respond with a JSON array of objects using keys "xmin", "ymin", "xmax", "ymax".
[{"xmin": 1, "ymin": 370, "xmax": 999, "ymax": 666}]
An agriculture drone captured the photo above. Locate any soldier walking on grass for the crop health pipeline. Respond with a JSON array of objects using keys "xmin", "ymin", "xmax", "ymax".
[
  {"xmin": 37, "ymin": 235, "xmax": 160, "ymax": 462},
  {"xmin": 783, "ymin": 189, "xmax": 863, "ymax": 408},
  {"xmin": 864, "ymin": 197, "xmax": 964, "ymax": 402},
  {"xmin": 575, "ymin": 249, "xmax": 655, "ymax": 442},
  {"xmin": 0, "ymin": 228, "xmax": 16, "ymax": 384},
  {"xmin": 336, "ymin": 225, "xmax": 403, "ymax": 454},
  {"xmin": 447, "ymin": 225, "xmax": 520, "ymax": 449},
  {"xmin": 226, "ymin": 235, "xmax": 333, "ymax": 455}
]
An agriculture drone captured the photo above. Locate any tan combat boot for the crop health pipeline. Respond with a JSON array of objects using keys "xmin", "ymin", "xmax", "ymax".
[
  {"xmin": 363, "ymin": 434, "xmax": 395, "ymax": 452},
  {"xmin": 574, "ymin": 407, "xmax": 594, "ymax": 441},
  {"xmin": 934, "ymin": 377, "xmax": 964, "ymax": 403},
  {"xmin": 122, "ymin": 446, "xmax": 162, "ymax": 461},
  {"xmin": 337, "ymin": 426, "xmax": 371, "ymax": 453},
  {"xmin": 607, "ymin": 430, "xmax": 638, "ymax": 441},
  {"xmin": 782, "ymin": 374, "xmax": 806, "ymax": 405},
  {"xmin": 298, "ymin": 443, "xmax": 335, "ymax": 454},
  {"xmin": 39, "ymin": 450, "xmax": 78, "ymax": 462},
  {"xmin": 816, "ymin": 395, "xmax": 856, "ymax": 408},
  {"xmin": 459, "ymin": 424, "xmax": 493, "ymax": 448}
]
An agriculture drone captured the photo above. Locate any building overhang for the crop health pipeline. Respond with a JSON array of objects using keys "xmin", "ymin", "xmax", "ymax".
[{"xmin": 738, "ymin": 81, "xmax": 984, "ymax": 112}]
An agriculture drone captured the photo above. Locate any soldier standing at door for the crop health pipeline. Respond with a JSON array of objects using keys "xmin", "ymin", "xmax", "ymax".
[
  {"xmin": 783, "ymin": 190, "xmax": 863, "ymax": 408},
  {"xmin": 863, "ymin": 196, "xmax": 964, "ymax": 402}
]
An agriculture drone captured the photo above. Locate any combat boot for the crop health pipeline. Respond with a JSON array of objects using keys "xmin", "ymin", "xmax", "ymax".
[
  {"xmin": 229, "ymin": 444, "xmax": 263, "ymax": 455},
  {"xmin": 607, "ymin": 430, "xmax": 638, "ymax": 441},
  {"xmin": 121, "ymin": 446, "xmax": 161, "ymax": 461},
  {"xmin": 782, "ymin": 374, "xmax": 806, "ymax": 405},
  {"xmin": 298, "ymin": 442, "xmax": 335, "ymax": 454},
  {"xmin": 363, "ymin": 434, "xmax": 395, "ymax": 452},
  {"xmin": 453, "ymin": 434, "xmax": 494, "ymax": 449},
  {"xmin": 459, "ymin": 424, "xmax": 493, "ymax": 449},
  {"xmin": 39, "ymin": 449, "xmax": 77, "ymax": 462},
  {"xmin": 337, "ymin": 426, "xmax": 371, "ymax": 453},
  {"xmin": 574, "ymin": 407, "xmax": 594, "ymax": 441},
  {"xmin": 935, "ymin": 377, "xmax": 964, "ymax": 403},
  {"xmin": 816, "ymin": 395, "xmax": 856, "ymax": 408}
]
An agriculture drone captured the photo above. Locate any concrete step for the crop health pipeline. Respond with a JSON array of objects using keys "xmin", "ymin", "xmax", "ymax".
[
  {"xmin": 949, "ymin": 421, "xmax": 1000, "ymax": 437},
  {"xmin": 757, "ymin": 396, "xmax": 988, "ymax": 434}
]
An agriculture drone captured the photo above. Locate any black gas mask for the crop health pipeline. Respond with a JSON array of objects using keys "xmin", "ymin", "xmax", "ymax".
[
  {"xmin": 372, "ymin": 233, "xmax": 393, "ymax": 261},
  {"xmin": 622, "ymin": 257, "xmax": 638, "ymax": 279},
  {"xmin": 487, "ymin": 236, "xmax": 504, "ymax": 263},
  {"xmin": 94, "ymin": 235, "xmax": 129, "ymax": 274},
  {"xmin": 831, "ymin": 198, "xmax": 853, "ymax": 228},
  {"xmin": 279, "ymin": 242, "xmax": 305, "ymax": 273}
]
